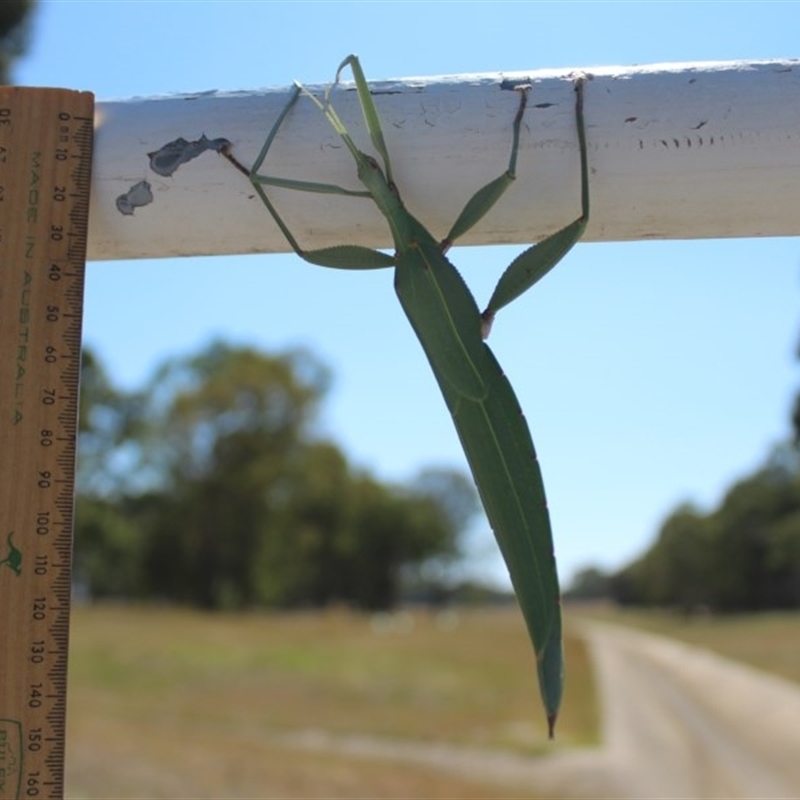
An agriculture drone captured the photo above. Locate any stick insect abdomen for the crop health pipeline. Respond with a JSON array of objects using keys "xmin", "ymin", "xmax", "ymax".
[
  {"xmin": 393, "ymin": 238, "xmax": 489, "ymax": 402},
  {"xmin": 394, "ymin": 239, "xmax": 562, "ymax": 732}
]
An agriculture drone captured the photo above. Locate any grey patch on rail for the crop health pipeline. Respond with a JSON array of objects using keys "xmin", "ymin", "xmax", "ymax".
[
  {"xmin": 116, "ymin": 180, "xmax": 153, "ymax": 215},
  {"xmin": 148, "ymin": 135, "xmax": 231, "ymax": 177}
]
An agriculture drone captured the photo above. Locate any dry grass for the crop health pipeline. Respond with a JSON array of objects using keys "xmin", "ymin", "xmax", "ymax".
[
  {"xmin": 65, "ymin": 605, "xmax": 599, "ymax": 798},
  {"xmin": 577, "ymin": 604, "xmax": 800, "ymax": 685}
]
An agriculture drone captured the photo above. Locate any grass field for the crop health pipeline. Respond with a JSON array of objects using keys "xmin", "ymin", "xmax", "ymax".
[
  {"xmin": 577, "ymin": 604, "xmax": 800, "ymax": 686},
  {"xmin": 65, "ymin": 605, "xmax": 599, "ymax": 799}
]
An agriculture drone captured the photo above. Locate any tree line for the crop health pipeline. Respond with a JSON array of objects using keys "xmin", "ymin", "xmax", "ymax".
[
  {"xmin": 568, "ymin": 313, "xmax": 800, "ymax": 613},
  {"xmin": 75, "ymin": 342, "xmax": 478, "ymax": 610},
  {"xmin": 569, "ymin": 443, "xmax": 800, "ymax": 612}
]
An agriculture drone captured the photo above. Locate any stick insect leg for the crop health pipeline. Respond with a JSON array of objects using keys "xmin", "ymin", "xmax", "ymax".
[
  {"xmin": 481, "ymin": 78, "xmax": 589, "ymax": 336},
  {"xmin": 441, "ymin": 86, "xmax": 530, "ymax": 251},
  {"xmin": 333, "ymin": 55, "xmax": 395, "ymax": 184},
  {"xmin": 221, "ymin": 82, "xmax": 394, "ymax": 270},
  {"xmin": 223, "ymin": 85, "xmax": 373, "ymax": 199}
]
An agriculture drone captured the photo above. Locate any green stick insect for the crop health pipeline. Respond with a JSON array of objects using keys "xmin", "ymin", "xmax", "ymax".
[{"xmin": 223, "ymin": 55, "xmax": 589, "ymax": 737}]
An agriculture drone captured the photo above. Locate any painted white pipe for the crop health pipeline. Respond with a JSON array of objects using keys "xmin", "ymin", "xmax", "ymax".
[{"xmin": 89, "ymin": 59, "xmax": 800, "ymax": 261}]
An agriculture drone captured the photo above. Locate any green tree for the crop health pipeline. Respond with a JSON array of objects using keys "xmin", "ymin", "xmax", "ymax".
[
  {"xmin": 647, "ymin": 504, "xmax": 713, "ymax": 610},
  {"xmin": 608, "ymin": 505, "xmax": 712, "ymax": 610},
  {"xmin": 251, "ymin": 452, "xmax": 474, "ymax": 609},
  {"xmin": 409, "ymin": 467, "xmax": 478, "ymax": 538},
  {"xmin": 74, "ymin": 348, "xmax": 147, "ymax": 597},
  {"xmin": 252, "ymin": 441, "xmax": 356, "ymax": 607},
  {"xmin": 77, "ymin": 348, "xmax": 145, "ymax": 496},
  {"xmin": 709, "ymin": 451, "xmax": 800, "ymax": 610},
  {"xmin": 139, "ymin": 341, "xmax": 328, "ymax": 487},
  {"xmin": 564, "ymin": 566, "xmax": 612, "ymax": 601},
  {"xmin": 74, "ymin": 496, "xmax": 143, "ymax": 599},
  {"xmin": 136, "ymin": 342, "xmax": 329, "ymax": 608},
  {"xmin": 75, "ymin": 341, "xmax": 476, "ymax": 609},
  {"xmin": 0, "ymin": 0, "xmax": 34, "ymax": 85},
  {"xmin": 345, "ymin": 474, "xmax": 465, "ymax": 609},
  {"xmin": 612, "ymin": 444, "xmax": 800, "ymax": 611}
]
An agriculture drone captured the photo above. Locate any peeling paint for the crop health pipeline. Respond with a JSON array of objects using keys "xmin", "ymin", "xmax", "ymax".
[
  {"xmin": 116, "ymin": 180, "xmax": 153, "ymax": 215},
  {"xmin": 147, "ymin": 134, "xmax": 231, "ymax": 177}
]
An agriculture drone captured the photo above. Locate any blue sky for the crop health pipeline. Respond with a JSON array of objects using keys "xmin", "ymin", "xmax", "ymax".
[{"xmin": 15, "ymin": 1, "xmax": 800, "ymax": 585}]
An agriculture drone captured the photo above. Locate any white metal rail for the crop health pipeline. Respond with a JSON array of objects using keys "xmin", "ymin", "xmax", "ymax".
[{"xmin": 89, "ymin": 59, "xmax": 800, "ymax": 261}]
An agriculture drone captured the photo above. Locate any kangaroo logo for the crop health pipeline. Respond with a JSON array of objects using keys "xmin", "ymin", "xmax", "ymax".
[{"xmin": 0, "ymin": 532, "xmax": 21, "ymax": 577}]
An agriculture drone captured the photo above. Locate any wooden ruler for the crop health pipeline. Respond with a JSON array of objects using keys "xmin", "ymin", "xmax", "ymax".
[{"xmin": 0, "ymin": 87, "xmax": 93, "ymax": 800}]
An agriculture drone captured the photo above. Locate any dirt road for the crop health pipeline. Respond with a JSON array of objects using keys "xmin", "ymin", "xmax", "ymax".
[
  {"xmin": 575, "ymin": 622, "xmax": 800, "ymax": 798},
  {"xmin": 281, "ymin": 622, "xmax": 800, "ymax": 798}
]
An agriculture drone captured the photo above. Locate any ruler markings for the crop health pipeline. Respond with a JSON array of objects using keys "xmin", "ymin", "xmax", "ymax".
[{"xmin": 0, "ymin": 87, "xmax": 93, "ymax": 800}]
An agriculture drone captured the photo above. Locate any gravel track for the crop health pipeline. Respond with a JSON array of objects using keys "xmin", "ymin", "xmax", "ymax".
[{"xmin": 579, "ymin": 621, "xmax": 800, "ymax": 798}]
